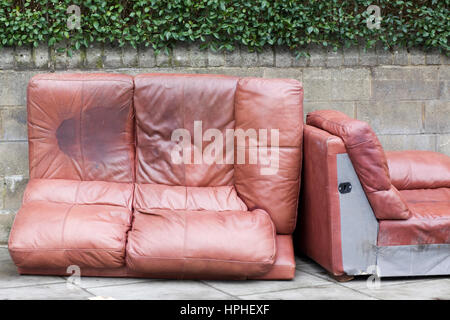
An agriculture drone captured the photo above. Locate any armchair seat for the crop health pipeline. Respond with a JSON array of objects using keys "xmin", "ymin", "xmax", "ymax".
[
  {"xmin": 379, "ymin": 190, "xmax": 450, "ymax": 246},
  {"xmin": 379, "ymin": 151, "xmax": 450, "ymax": 246}
]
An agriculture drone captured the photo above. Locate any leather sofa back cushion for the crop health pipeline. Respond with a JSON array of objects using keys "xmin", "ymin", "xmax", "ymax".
[
  {"xmin": 27, "ymin": 73, "xmax": 135, "ymax": 183},
  {"xmin": 23, "ymin": 179, "xmax": 134, "ymax": 210},
  {"xmin": 134, "ymin": 184, "xmax": 247, "ymax": 212},
  {"xmin": 387, "ymin": 151, "xmax": 450, "ymax": 190},
  {"xmin": 307, "ymin": 110, "xmax": 410, "ymax": 220},
  {"xmin": 134, "ymin": 73, "xmax": 237, "ymax": 187}
]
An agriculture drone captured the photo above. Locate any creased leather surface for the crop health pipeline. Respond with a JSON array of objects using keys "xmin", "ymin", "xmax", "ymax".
[
  {"xmin": 378, "ymin": 189, "xmax": 450, "ymax": 245},
  {"xmin": 134, "ymin": 73, "xmax": 237, "ymax": 186},
  {"xmin": 234, "ymin": 78, "xmax": 304, "ymax": 234},
  {"xmin": 386, "ymin": 150, "xmax": 450, "ymax": 190},
  {"xmin": 126, "ymin": 210, "xmax": 276, "ymax": 278},
  {"xmin": 234, "ymin": 147, "xmax": 302, "ymax": 234},
  {"xmin": 134, "ymin": 184, "xmax": 247, "ymax": 212},
  {"xmin": 27, "ymin": 73, "xmax": 135, "ymax": 182},
  {"xmin": 307, "ymin": 110, "xmax": 410, "ymax": 220},
  {"xmin": 297, "ymin": 125, "xmax": 346, "ymax": 276}
]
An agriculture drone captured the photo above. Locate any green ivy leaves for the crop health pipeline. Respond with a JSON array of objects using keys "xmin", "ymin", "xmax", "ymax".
[{"xmin": 0, "ymin": 0, "xmax": 448, "ymax": 55}]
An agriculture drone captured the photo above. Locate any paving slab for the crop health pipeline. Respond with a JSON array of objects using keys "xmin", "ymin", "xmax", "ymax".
[
  {"xmin": 0, "ymin": 283, "xmax": 93, "ymax": 300},
  {"xmin": 354, "ymin": 278, "xmax": 450, "ymax": 300},
  {"xmin": 70, "ymin": 276, "xmax": 150, "ymax": 289},
  {"xmin": 0, "ymin": 248, "xmax": 11, "ymax": 262},
  {"xmin": 86, "ymin": 280, "xmax": 236, "ymax": 300},
  {"xmin": 205, "ymin": 269, "xmax": 332, "ymax": 296},
  {"xmin": 239, "ymin": 284, "xmax": 376, "ymax": 300},
  {"xmin": 295, "ymin": 255, "xmax": 321, "ymax": 267},
  {"xmin": 295, "ymin": 257, "xmax": 332, "ymax": 280},
  {"xmin": 0, "ymin": 258, "xmax": 65, "ymax": 289},
  {"xmin": 296, "ymin": 252, "xmax": 450, "ymax": 295},
  {"xmin": 340, "ymin": 275, "xmax": 449, "ymax": 291},
  {"xmin": 0, "ymin": 247, "xmax": 448, "ymax": 300}
]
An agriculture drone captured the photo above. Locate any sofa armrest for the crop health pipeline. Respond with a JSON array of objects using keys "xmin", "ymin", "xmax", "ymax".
[
  {"xmin": 386, "ymin": 150, "xmax": 450, "ymax": 190},
  {"xmin": 297, "ymin": 125, "xmax": 346, "ymax": 275},
  {"xmin": 297, "ymin": 125, "xmax": 379, "ymax": 276}
]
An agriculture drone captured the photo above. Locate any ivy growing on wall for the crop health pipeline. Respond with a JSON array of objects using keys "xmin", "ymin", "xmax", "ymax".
[{"xmin": 0, "ymin": 0, "xmax": 448, "ymax": 56}]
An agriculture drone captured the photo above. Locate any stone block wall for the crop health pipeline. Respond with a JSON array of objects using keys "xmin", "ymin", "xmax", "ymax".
[{"xmin": 0, "ymin": 44, "xmax": 448, "ymax": 242}]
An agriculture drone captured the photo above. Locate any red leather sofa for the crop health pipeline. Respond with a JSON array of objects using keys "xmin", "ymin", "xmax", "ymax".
[
  {"xmin": 298, "ymin": 110, "xmax": 450, "ymax": 278},
  {"xmin": 8, "ymin": 73, "xmax": 304, "ymax": 280}
]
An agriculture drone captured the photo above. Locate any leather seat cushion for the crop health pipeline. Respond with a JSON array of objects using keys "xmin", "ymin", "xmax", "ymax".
[
  {"xmin": 9, "ymin": 202, "xmax": 132, "ymax": 269},
  {"xmin": 378, "ymin": 188, "xmax": 450, "ymax": 246},
  {"xmin": 8, "ymin": 179, "xmax": 133, "ymax": 269},
  {"xmin": 126, "ymin": 209, "xmax": 276, "ymax": 278}
]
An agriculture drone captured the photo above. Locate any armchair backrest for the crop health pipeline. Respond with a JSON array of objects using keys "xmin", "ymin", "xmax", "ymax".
[{"xmin": 386, "ymin": 150, "xmax": 450, "ymax": 190}]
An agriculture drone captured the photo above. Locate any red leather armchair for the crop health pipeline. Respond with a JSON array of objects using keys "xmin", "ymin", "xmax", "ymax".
[
  {"xmin": 8, "ymin": 73, "xmax": 304, "ymax": 280},
  {"xmin": 297, "ymin": 110, "xmax": 450, "ymax": 278}
]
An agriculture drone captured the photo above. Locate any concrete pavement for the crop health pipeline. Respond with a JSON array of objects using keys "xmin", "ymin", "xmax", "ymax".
[{"xmin": 0, "ymin": 247, "xmax": 448, "ymax": 300}]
